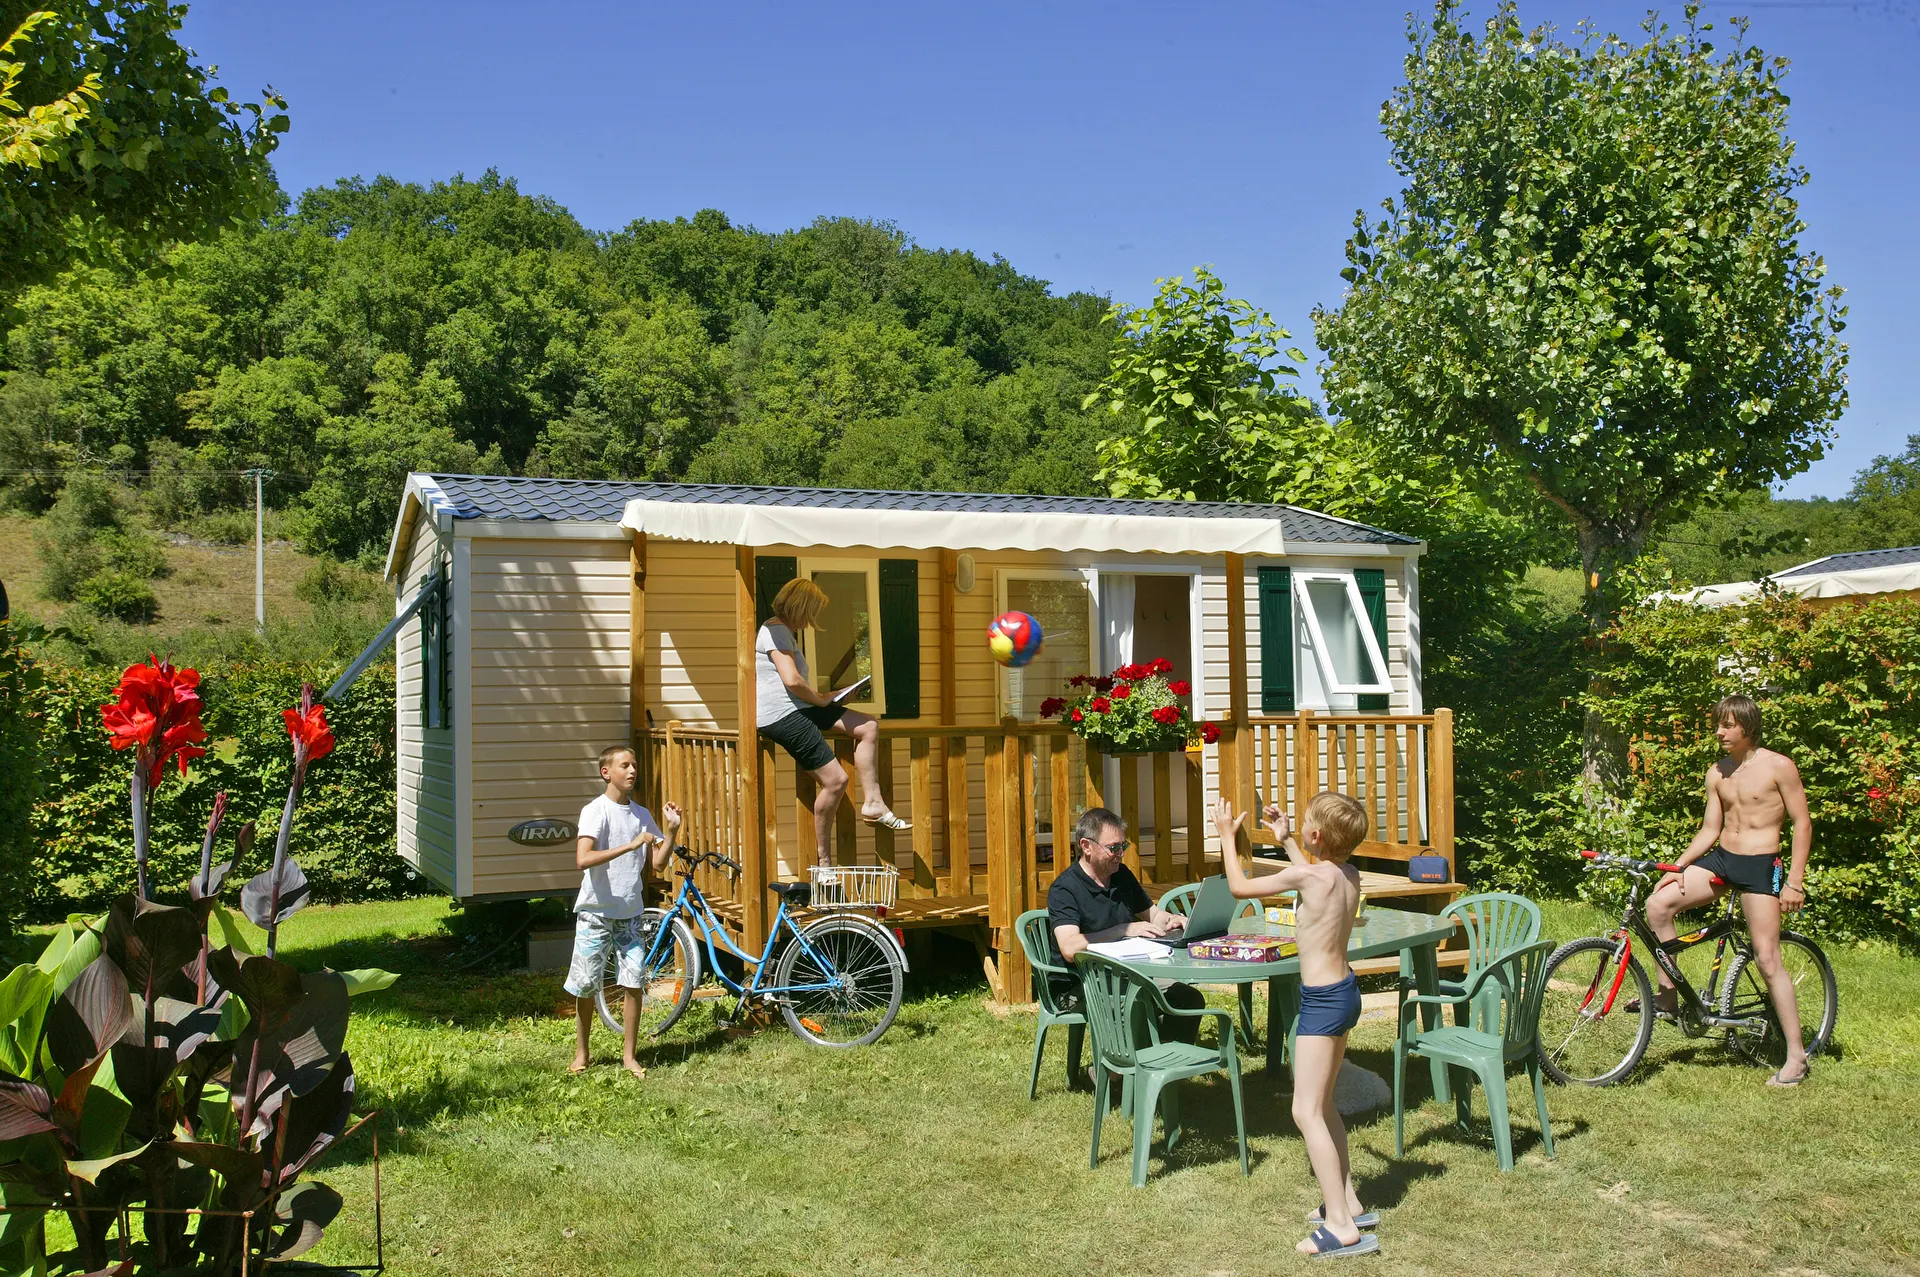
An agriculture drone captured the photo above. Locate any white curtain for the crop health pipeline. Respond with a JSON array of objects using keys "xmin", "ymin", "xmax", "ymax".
[{"xmin": 1100, "ymin": 573, "xmax": 1135, "ymax": 675}]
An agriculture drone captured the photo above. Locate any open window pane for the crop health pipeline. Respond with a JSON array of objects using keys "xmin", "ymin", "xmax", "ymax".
[
  {"xmin": 809, "ymin": 568, "xmax": 878, "ymax": 706},
  {"xmin": 1005, "ymin": 576, "xmax": 1094, "ymax": 719},
  {"xmin": 1299, "ymin": 575, "xmax": 1390, "ymax": 696}
]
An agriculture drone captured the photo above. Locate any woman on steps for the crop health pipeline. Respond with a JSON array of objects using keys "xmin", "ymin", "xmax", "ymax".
[{"xmin": 755, "ymin": 577, "xmax": 910, "ymax": 866}]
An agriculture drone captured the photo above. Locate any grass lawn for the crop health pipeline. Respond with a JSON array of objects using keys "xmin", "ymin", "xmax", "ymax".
[{"xmin": 236, "ymin": 899, "xmax": 1920, "ymax": 1276}]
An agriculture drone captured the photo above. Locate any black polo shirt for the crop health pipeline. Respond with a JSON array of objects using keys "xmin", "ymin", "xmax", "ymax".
[{"xmin": 1045, "ymin": 860, "xmax": 1152, "ymax": 1001}]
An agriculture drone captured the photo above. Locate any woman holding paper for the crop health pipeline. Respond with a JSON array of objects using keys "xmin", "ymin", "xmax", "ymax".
[{"xmin": 756, "ymin": 577, "xmax": 910, "ymax": 866}]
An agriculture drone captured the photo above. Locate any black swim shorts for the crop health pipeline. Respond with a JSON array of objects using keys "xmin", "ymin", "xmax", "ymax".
[
  {"xmin": 1696, "ymin": 845, "xmax": 1780, "ymax": 897},
  {"xmin": 759, "ymin": 705, "xmax": 846, "ymax": 772}
]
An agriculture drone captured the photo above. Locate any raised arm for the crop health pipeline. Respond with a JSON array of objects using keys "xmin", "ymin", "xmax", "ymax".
[
  {"xmin": 1214, "ymin": 800, "xmax": 1309, "ymax": 900},
  {"xmin": 576, "ymin": 828, "xmax": 656, "ymax": 872}
]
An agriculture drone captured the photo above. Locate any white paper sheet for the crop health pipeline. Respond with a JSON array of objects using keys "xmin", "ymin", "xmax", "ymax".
[{"xmin": 1085, "ymin": 938, "xmax": 1171, "ymax": 961}]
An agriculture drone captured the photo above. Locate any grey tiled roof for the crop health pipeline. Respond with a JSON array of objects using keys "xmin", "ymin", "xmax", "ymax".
[
  {"xmin": 1776, "ymin": 545, "xmax": 1920, "ymax": 577},
  {"xmin": 415, "ymin": 474, "xmax": 1419, "ymax": 546}
]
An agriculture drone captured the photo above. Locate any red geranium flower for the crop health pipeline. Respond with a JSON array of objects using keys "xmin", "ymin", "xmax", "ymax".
[
  {"xmin": 1039, "ymin": 697, "xmax": 1067, "ymax": 719},
  {"xmin": 1090, "ymin": 697, "xmax": 1112, "ymax": 714},
  {"xmin": 1151, "ymin": 705, "xmax": 1181, "ymax": 726},
  {"xmin": 1068, "ymin": 675, "xmax": 1088, "ymax": 688},
  {"xmin": 102, "ymin": 656, "xmax": 207, "ymax": 789},
  {"xmin": 1200, "ymin": 722, "xmax": 1222, "ymax": 744},
  {"xmin": 1092, "ymin": 677, "xmax": 1114, "ymax": 694},
  {"xmin": 1070, "ymin": 708, "xmax": 1084, "ymax": 723},
  {"xmin": 1111, "ymin": 684, "xmax": 1132, "ymax": 700},
  {"xmin": 1168, "ymin": 679, "xmax": 1191, "ymax": 696},
  {"xmin": 283, "ymin": 690, "xmax": 336, "ymax": 769},
  {"xmin": 1150, "ymin": 657, "xmax": 1173, "ymax": 675}
]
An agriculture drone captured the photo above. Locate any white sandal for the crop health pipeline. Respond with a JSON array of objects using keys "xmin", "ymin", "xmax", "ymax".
[{"xmin": 861, "ymin": 808, "xmax": 912, "ymax": 831}]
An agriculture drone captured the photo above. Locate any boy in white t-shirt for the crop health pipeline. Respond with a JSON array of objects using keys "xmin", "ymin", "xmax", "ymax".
[{"xmin": 565, "ymin": 744, "xmax": 681, "ymax": 1078}]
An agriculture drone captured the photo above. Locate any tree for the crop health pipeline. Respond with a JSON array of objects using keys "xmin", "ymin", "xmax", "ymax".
[
  {"xmin": 0, "ymin": 10, "xmax": 98, "ymax": 168},
  {"xmin": 0, "ymin": 0, "xmax": 288, "ymax": 291},
  {"xmin": 1316, "ymin": 1, "xmax": 1848, "ymax": 627},
  {"xmin": 1850, "ymin": 434, "xmax": 1920, "ymax": 551}
]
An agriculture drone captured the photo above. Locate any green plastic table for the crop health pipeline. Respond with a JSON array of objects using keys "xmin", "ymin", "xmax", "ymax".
[{"xmin": 1110, "ymin": 906, "xmax": 1460, "ymax": 1100}]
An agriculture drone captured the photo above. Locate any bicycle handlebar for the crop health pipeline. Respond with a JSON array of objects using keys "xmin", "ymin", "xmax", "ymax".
[
  {"xmin": 670, "ymin": 844, "xmax": 741, "ymax": 874},
  {"xmin": 1579, "ymin": 848, "xmax": 1722, "ymax": 884}
]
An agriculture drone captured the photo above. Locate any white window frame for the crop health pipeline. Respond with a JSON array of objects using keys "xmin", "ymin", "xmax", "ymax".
[
  {"xmin": 995, "ymin": 567, "xmax": 1099, "ymax": 721},
  {"xmin": 798, "ymin": 556, "xmax": 886, "ymax": 715},
  {"xmin": 1295, "ymin": 569, "xmax": 1392, "ymax": 697}
]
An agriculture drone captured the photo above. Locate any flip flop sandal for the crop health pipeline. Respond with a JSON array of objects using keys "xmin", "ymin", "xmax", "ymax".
[
  {"xmin": 1623, "ymin": 996, "xmax": 1677, "ymax": 1021},
  {"xmin": 861, "ymin": 809, "xmax": 912, "ymax": 831},
  {"xmin": 1304, "ymin": 1226, "xmax": 1379, "ymax": 1259},
  {"xmin": 1767, "ymin": 1063, "xmax": 1811, "ymax": 1088},
  {"xmin": 1308, "ymin": 1204, "xmax": 1380, "ymax": 1229}
]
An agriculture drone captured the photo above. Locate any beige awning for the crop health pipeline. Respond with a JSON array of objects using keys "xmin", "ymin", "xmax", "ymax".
[
  {"xmin": 1662, "ymin": 561, "xmax": 1920, "ymax": 609},
  {"xmin": 617, "ymin": 497, "xmax": 1292, "ymax": 555}
]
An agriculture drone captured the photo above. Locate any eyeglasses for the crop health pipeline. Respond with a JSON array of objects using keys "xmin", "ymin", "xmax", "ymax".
[{"xmin": 1085, "ymin": 838, "xmax": 1130, "ymax": 855}]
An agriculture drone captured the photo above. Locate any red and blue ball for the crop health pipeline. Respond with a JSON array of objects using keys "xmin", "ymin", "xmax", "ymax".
[{"xmin": 988, "ymin": 611, "xmax": 1044, "ymax": 667}]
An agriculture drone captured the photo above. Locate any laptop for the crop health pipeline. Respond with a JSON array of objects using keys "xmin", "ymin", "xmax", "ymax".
[{"xmin": 1143, "ymin": 874, "xmax": 1239, "ymax": 950}]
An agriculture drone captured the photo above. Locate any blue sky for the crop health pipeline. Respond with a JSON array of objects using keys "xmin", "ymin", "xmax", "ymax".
[{"xmin": 178, "ymin": 0, "xmax": 1917, "ymax": 498}]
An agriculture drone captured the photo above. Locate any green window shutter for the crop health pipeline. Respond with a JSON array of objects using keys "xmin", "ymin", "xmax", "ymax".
[
  {"xmin": 755, "ymin": 555, "xmax": 797, "ymax": 626},
  {"xmin": 438, "ymin": 570, "xmax": 454, "ymax": 728},
  {"xmin": 878, "ymin": 558, "xmax": 920, "ymax": 720},
  {"xmin": 1257, "ymin": 566, "xmax": 1294, "ymax": 713},
  {"xmin": 1356, "ymin": 568, "xmax": 1389, "ymax": 712}
]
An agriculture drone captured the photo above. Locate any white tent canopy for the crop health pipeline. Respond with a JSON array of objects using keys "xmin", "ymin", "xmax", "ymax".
[
  {"xmin": 1661, "ymin": 549, "xmax": 1920, "ymax": 609},
  {"xmin": 617, "ymin": 496, "xmax": 1295, "ymax": 555}
]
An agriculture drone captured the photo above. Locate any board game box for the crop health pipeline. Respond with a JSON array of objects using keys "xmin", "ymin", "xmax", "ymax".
[{"xmin": 1187, "ymin": 935, "xmax": 1298, "ymax": 962}]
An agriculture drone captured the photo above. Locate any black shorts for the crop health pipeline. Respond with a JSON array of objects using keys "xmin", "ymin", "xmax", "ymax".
[
  {"xmin": 759, "ymin": 705, "xmax": 846, "ymax": 772},
  {"xmin": 1697, "ymin": 846, "xmax": 1780, "ymax": 897}
]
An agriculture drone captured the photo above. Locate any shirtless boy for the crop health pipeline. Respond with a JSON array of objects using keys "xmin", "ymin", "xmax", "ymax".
[
  {"xmin": 1216, "ymin": 793, "xmax": 1377, "ymax": 1259},
  {"xmin": 1644, "ymin": 694, "xmax": 1813, "ymax": 1087}
]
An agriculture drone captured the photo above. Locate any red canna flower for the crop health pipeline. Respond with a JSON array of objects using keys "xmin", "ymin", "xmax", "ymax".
[
  {"xmin": 1168, "ymin": 679, "xmax": 1192, "ymax": 696},
  {"xmin": 283, "ymin": 695, "xmax": 336, "ymax": 769},
  {"xmin": 1090, "ymin": 697, "xmax": 1112, "ymax": 714},
  {"xmin": 1111, "ymin": 684, "xmax": 1132, "ymax": 700},
  {"xmin": 1200, "ymin": 721, "xmax": 1222, "ymax": 744},
  {"xmin": 102, "ymin": 656, "xmax": 207, "ymax": 788}
]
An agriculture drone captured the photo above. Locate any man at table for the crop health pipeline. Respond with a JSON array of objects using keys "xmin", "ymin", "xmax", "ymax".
[{"xmin": 1048, "ymin": 806, "xmax": 1206, "ymax": 1055}]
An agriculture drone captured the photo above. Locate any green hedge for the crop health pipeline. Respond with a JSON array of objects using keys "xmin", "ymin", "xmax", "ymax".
[
  {"xmin": 26, "ymin": 656, "xmax": 411, "ymax": 919},
  {"xmin": 1512, "ymin": 591, "xmax": 1920, "ymax": 944}
]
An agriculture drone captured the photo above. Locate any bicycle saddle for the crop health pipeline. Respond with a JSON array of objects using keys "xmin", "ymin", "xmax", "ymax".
[{"xmin": 768, "ymin": 881, "xmax": 813, "ymax": 906}]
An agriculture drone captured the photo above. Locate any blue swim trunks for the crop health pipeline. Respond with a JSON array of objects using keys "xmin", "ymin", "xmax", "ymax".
[{"xmin": 1297, "ymin": 971, "xmax": 1361, "ymax": 1038}]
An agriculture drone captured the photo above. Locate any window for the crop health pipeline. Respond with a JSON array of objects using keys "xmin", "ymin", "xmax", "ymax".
[
  {"xmin": 1294, "ymin": 570, "xmax": 1391, "ymax": 698},
  {"xmin": 800, "ymin": 558, "xmax": 885, "ymax": 714},
  {"xmin": 999, "ymin": 571, "xmax": 1097, "ymax": 719},
  {"xmin": 420, "ymin": 566, "xmax": 452, "ymax": 729}
]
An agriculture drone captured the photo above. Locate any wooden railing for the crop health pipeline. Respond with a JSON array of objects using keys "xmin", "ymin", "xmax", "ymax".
[
  {"xmin": 1245, "ymin": 709, "xmax": 1454, "ymax": 872},
  {"xmin": 644, "ymin": 708, "xmax": 1453, "ymax": 1002}
]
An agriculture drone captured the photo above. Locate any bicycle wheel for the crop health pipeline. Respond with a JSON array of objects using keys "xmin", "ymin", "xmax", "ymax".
[
  {"xmin": 1719, "ymin": 930, "xmax": 1837, "ymax": 1067},
  {"xmin": 773, "ymin": 915, "xmax": 903, "ymax": 1047},
  {"xmin": 1535, "ymin": 936, "xmax": 1656, "ymax": 1086},
  {"xmin": 596, "ymin": 910, "xmax": 701, "ymax": 1039}
]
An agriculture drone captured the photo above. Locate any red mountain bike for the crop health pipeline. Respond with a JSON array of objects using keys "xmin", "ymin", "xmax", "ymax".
[{"xmin": 1534, "ymin": 850, "xmax": 1837, "ymax": 1086}]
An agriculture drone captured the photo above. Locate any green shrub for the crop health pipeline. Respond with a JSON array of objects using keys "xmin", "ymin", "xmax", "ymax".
[
  {"xmin": 1576, "ymin": 590, "xmax": 1920, "ymax": 943},
  {"xmin": 27, "ymin": 658, "xmax": 411, "ymax": 917},
  {"xmin": 0, "ymin": 622, "xmax": 44, "ymax": 938},
  {"xmin": 296, "ymin": 556, "xmax": 381, "ymax": 606},
  {"xmin": 73, "ymin": 569, "xmax": 159, "ymax": 621}
]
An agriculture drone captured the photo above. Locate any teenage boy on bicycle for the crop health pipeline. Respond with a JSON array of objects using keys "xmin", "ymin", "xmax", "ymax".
[
  {"xmin": 564, "ymin": 744, "xmax": 682, "ymax": 1079},
  {"xmin": 1644, "ymin": 695, "xmax": 1813, "ymax": 1087}
]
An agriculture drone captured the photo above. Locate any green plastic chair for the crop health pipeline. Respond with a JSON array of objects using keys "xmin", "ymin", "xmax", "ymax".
[
  {"xmin": 1394, "ymin": 939, "xmax": 1556, "ymax": 1172},
  {"xmin": 1437, "ymin": 892, "xmax": 1543, "ymax": 1029},
  {"xmin": 1157, "ymin": 882, "xmax": 1261, "ymax": 1046},
  {"xmin": 1015, "ymin": 908, "xmax": 1087, "ymax": 1100},
  {"xmin": 1076, "ymin": 952, "xmax": 1249, "ymax": 1188}
]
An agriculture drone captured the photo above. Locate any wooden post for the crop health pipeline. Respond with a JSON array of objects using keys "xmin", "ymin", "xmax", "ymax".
[
  {"xmin": 1221, "ymin": 552, "xmax": 1251, "ymax": 857},
  {"xmin": 629, "ymin": 532, "xmax": 648, "ymax": 791},
  {"xmin": 1295, "ymin": 709, "xmax": 1318, "ymax": 860},
  {"xmin": 734, "ymin": 546, "xmax": 768, "ymax": 950},
  {"xmin": 1432, "ymin": 707, "xmax": 1456, "ymax": 878},
  {"xmin": 910, "ymin": 737, "xmax": 936, "ymax": 890},
  {"xmin": 939, "ymin": 549, "xmax": 966, "ymax": 895},
  {"xmin": 1184, "ymin": 749, "xmax": 1205, "ymax": 878},
  {"xmin": 997, "ymin": 716, "xmax": 1032, "ymax": 1003},
  {"xmin": 1151, "ymin": 751, "xmax": 1172, "ymax": 883},
  {"xmin": 1118, "ymin": 754, "xmax": 1141, "ymax": 876}
]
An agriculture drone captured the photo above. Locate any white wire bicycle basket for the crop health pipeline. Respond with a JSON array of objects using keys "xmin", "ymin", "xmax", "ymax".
[{"xmin": 808, "ymin": 864, "xmax": 899, "ymax": 911}]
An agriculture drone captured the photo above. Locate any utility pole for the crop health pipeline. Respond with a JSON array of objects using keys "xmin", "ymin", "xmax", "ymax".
[{"xmin": 245, "ymin": 468, "xmax": 274, "ymax": 633}]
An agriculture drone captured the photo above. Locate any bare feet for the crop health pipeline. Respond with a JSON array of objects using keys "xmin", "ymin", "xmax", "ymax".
[
  {"xmin": 1767, "ymin": 1057, "xmax": 1810, "ymax": 1087},
  {"xmin": 622, "ymin": 1058, "xmax": 647, "ymax": 1080}
]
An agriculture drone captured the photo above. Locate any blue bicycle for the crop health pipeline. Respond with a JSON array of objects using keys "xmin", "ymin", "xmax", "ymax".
[{"xmin": 598, "ymin": 844, "xmax": 907, "ymax": 1048}]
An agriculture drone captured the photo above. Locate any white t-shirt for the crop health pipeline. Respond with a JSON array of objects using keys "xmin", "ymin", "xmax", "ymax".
[
  {"xmin": 574, "ymin": 794, "xmax": 663, "ymax": 919},
  {"xmin": 755, "ymin": 621, "xmax": 811, "ymax": 727}
]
